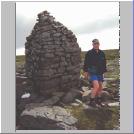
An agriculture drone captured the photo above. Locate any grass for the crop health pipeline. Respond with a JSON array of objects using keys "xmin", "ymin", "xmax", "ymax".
[
  {"xmin": 66, "ymin": 105, "xmax": 120, "ymax": 130},
  {"xmin": 16, "ymin": 55, "xmax": 25, "ymax": 66}
]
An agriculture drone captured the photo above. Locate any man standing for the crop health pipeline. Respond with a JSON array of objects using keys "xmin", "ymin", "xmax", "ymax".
[{"xmin": 83, "ymin": 39, "xmax": 107, "ymax": 107}]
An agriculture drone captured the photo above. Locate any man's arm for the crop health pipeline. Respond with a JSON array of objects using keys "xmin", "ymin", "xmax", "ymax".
[{"xmin": 103, "ymin": 53, "xmax": 107, "ymax": 73}]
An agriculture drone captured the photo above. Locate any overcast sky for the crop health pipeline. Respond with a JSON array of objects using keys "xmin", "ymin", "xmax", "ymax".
[{"xmin": 16, "ymin": 2, "xmax": 119, "ymax": 55}]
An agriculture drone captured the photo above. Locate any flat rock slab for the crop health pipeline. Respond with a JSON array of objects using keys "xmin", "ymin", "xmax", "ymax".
[
  {"xmin": 19, "ymin": 105, "xmax": 78, "ymax": 130},
  {"xmin": 104, "ymin": 78, "xmax": 116, "ymax": 81},
  {"xmin": 108, "ymin": 102, "xmax": 119, "ymax": 107}
]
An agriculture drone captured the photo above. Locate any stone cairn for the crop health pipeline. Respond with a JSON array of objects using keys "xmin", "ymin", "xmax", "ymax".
[{"xmin": 25, "ymin": 11, "xmax": 81, "ymax": 98}]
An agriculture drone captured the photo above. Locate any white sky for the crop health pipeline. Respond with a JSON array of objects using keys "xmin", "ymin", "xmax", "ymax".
[{"xmin": 16, "ymin": 2, "xmax": 119, "ymax": 55}]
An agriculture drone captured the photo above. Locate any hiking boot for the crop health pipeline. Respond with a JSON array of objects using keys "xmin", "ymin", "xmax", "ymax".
[
  {"xmin": 88, "ymin": 98, "xmax": 96, "ymax": 107},
  {"xmin": 96, "ymin": 96, "xmax": 102, "ymax": 105},
  {"xmin": 96, "ymin": 96, "xmax": 108, "ymax": 107}
]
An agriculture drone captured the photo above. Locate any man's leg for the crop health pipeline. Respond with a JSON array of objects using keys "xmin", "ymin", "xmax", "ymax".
[
  {"xmin": 91, "ymin": 80, "xmax": 100, "ymax": 98},
  {"xmin": 95, "ymin": 74, "xmax": 104, "ymax": 106},
  {"xmin": 89, "ymin": 80, "xmax": 100, "ymax": 107},
  {"xmin": 96, "ymin": 74, "xmax": 104, "ymax": 96},
  {"xmin": 97, "ymin": 81, "xmax": 103, "ymax": 97},
  {"xmin": 88, "ymin": 80, "xmax": 99, "ymax": 107},
  {"xmin": 96, "ymin": 81, "xmax": 107, "ymax": 106}
]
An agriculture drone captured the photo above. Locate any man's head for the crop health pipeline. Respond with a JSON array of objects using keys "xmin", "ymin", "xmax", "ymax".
[{"xmin": 92, "ymin": 39, "xmax": 100, "ymax": 50}]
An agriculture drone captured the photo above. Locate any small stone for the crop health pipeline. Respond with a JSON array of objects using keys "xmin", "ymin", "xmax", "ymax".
[
  {"xmin": 108, "ymin": 102, "xmax": 119, "ymax": 107},
  {"xmin": 70, "ymin": 103, "xmax": 80, "ymax": 106},
  {"xmin": 21, "ymin": 93, "xmax": 31, "ymax": 99},
  {"xmin": 75, "ymin": 99, "xmax": 83, "ymax": 104},
  {"xmin": 22, "ymin": 81, "xmax": 27, "ymax": 85},
  {"xmin": 45, "ymin": 53, "xmax": 54, "ymax": 58},
  {"xmin": 82, "ymin": 90, "xmax": 92, "ymax": 102},
  {"xmin": 81, "ymin": 86, "xmax": 89, "ymax": 92}
]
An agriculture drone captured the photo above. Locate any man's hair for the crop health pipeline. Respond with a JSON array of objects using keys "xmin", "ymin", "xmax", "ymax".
[{"xmin": 92, "ymin": 39, "xmax": 99, "ymax": 44}]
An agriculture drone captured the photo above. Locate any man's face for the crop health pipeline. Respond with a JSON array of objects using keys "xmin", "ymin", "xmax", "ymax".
[{"xmin": 92, "ymin": 42, "xmax": 100, "ymax": 50}]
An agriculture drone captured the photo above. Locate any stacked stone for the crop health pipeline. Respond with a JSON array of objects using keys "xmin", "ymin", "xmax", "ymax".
[{"xmin": 25, "ymin": 11, "xmax": 81, "ymax": 96}]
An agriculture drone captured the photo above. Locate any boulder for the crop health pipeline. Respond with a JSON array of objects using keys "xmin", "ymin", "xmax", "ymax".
[
  {"xmin": 62, "ymin": 89, "xmax": 81, "ymax": 103},
  {"xmin": 19, "ymin": 105, "xmax": 78, "ymax": 130},
  {"xmin": 101, "ymin": 90, "xmax": 113, "ymax": 101},
  {"xmin": 81, "ymin": 90, "xmax": 92, "ymax": 102},
  {"xmin": 42, "ymin": 96, "xmax": 60, "ymax": 106}
]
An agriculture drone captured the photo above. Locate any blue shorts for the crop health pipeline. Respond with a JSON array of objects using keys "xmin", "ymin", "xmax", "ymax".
[{"xmin": 89, "ymin": 74, "xmax": 104, "ymax": 82}]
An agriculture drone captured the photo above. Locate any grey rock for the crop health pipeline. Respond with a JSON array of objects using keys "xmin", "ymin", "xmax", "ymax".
[
  {"xmin": 108, "ymin": 102, "xmax": 119, "ymax": 107},
  {"xmin": 56, "ymin": 122, "xmax": 77, "ymax": 130},
  {"xmin": 101, "ymin": 90, "xmax": 112, "ymax": 101},
  {"xmin": 52, "ymin": 92, "xmax": 64, "ymax": 98},
  {"xmin": 104, "ymin": 78, "xmax": 116, "ymax": 81},
  {"xmin": 45, "ymin": 53, "xmax": 54, "ymax": 58},
  {"xmin": 62, "ymin": 89, "xmax": 81, "ymax": 103},
  {"xmin": 82, "ymin": 90, "xmax": 92, "ymax": 102},
  {"xmin": 75, "ymin": 99, "xmax": 83, "ymax": 104},
  {"xmin": 20, "ymin": 105, "xmax": 78, "ymax": 130},
  {"xmin": 53, "ymin": 33, "xmax": 62, "ymax": 37},
  {"xmin": 70, "ymin": 103, "xmax": 80, "ymax": 106},
  {"xmin": 81, "ymin": 86, "xmax": 89, "ymax": 92},
  {"xmin": 42, "ymin": 96, "xmax": 60, "ymax": 106}
]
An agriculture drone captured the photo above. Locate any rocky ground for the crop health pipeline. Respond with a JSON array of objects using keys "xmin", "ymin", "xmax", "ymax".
[{"xmin": 16, "ymin": 49, "xmax": 120, "ymax": 130}]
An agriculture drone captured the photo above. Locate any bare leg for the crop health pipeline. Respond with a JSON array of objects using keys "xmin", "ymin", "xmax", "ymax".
[
  {"xmin": 96, "ymin": 81, "xmax": 108, "ymax": 107},
  {"xmin": 97, "ymin": 81, "xmax": 103, "ymax": 97},
  {"xmin": 91, "ymin": 80, "xmax": 100, "ymax": 98}
]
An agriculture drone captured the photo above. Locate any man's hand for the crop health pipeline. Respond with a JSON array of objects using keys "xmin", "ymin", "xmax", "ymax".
[{"xmin": 83, "ymin": 72, "xmax": 89, "ymax": 80}]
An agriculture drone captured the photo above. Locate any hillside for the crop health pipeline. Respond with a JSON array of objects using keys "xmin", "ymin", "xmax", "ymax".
[
  {"xmin": 17, "ymin": 49, "xmax": 119, "ymax": 79},
  {"xmin": 16, "ymin": 49, "xmax": 119, "ymax": 66},
  {"xmin": 16, "ymin": 49, "xmax": 120, "ymax": 130}
]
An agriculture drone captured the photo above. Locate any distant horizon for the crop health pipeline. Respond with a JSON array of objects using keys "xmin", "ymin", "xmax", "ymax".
[{"xmin": 16, "ymin": 48, "xmax": 119, "ymax": 56}]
